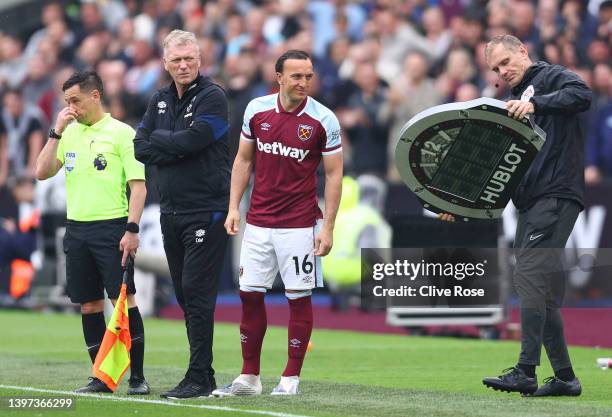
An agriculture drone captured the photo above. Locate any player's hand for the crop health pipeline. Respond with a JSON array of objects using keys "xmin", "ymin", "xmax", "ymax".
[
  {"xmin": 437, "ymin": 213, "xmax": 456, "ymax": 222},
  {"xmin": 54, "ymin": 107, "xmax": 78, "ymax": 134},
  {"xmin": 506, "ymin": 100, "xmax": 534, "ymax": 120},
  {"xmin": 224, "ymin": 208, "xmax": 240, "ymax": 235},
  {"xmin": 119, "ymin": 231, "xmax": 139, "ymax": 267},
  {"xmin": 314, "ymin": 227, "xmax": 333, "ymax": 256}
]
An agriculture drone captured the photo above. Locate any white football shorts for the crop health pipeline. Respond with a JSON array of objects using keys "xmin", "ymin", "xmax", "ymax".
[{"xmin": 238, "ymin": 221, "xmax": 323, "ymax": 290}]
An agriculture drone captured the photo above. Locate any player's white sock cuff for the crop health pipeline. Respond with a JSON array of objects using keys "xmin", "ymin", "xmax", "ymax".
[
  {"xmin": 285, "ymin": 290, "xmax": 312, "ymax": 300},
  {"xmin": 240, "ymin": 285, "xmax": 267, "ymax": 293}
]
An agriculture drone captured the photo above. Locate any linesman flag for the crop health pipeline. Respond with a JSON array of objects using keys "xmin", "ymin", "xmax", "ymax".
[{"xmin": 93, "ymin": 257, "xmax": 133, "ymax": 391}]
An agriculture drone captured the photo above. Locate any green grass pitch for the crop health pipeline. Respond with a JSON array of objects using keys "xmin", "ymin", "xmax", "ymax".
[{"xmin": 1, "ymin": 310, "xmax": 612, "ymax": 417}]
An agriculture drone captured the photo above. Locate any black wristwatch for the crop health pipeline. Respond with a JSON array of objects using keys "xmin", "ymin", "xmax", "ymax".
[
  {"xmin": 125, "ymin": 222, "xmax": 140, "ymax": 233},
  {"xmin": 49, "ymin": 128, "xmax": 62, "ymax": 140}
]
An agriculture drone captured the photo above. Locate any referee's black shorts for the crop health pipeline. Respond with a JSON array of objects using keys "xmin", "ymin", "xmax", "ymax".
[{"xmin": 63, "ymin": 217, "xmax": 136, "ymax": 304}]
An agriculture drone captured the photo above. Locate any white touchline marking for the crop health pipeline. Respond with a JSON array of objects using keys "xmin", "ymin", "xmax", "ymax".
[{"xmin": 0, "ymin": 385, "xmax": 313, "ymax": 417}]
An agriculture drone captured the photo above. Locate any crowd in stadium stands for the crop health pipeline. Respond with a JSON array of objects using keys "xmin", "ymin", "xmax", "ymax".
[{"xmin": 0, "ymin": 0, "xmax": 610, "ymax": 294}]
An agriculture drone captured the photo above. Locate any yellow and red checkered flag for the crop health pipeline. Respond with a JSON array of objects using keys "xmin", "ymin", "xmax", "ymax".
[{"xmin": 92, "ymin": 257, "xmax": 133, "ymax": 391}]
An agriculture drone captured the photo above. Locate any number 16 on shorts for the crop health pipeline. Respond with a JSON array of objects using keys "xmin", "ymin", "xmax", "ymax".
[{"xmin": 239, "ymin": 222, "xmax": 323, "ymax": 290}]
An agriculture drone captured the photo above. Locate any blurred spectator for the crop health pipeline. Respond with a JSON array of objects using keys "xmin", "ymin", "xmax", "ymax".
[
  {"xmin": 0, "ymin": 35, "xmax": 28, "ymax": 90},
  {"xmin": 251, "ymin": 54, "xmax": 279, "ymax": 98},
  {"xmin": 21, "ymin": 53, "xmax": 53, "ymax": 109},
  {"xmin": 124, "ymin": 40, "xmax": 161, "ymax": 99},
  {"xmin": 422, "ymin": 6, "xmax": 452, "ymax": 64},
  {"xmin": 455, "ymin": 83, "xmax": 481, "ymax": 102},
  {"xmin": 512, "ymin": 1, "xmax": 538, "ymax": 48},
  {"xmin": 74, "ymin": 35, "xmax": 107, "ymax": 70},
  {"xmin": 585, "ymin": 101, "xmax": 612, "ymax": 185},
  {"xmin": 587, "ymin": 38, "xmax": 610, "ymax": 66},
  {"xmin": 313, "ymin": 36, "xmax": 350, "ymax": 107},
  {"xmin": 461, "ymin": 11, "xmax": 486, "ymax": 50},
  {"xmin": 133, "ymin": 0, "xmax": 157, "ymax": 43},
  {"xmin": 198, "ymin": 36, "xmax": 222, "ymax": 78},
  {"xmin": 307, "ymin": 0, "xmax": 367, "ymax": 58},
  {"xmin": 380, "ymin": 52, "xmax": 441, "ymax": 181},
  {"xmin": 226, "ymin": 7, "xmax": 284, "ymax": 58},
  {"xmin": 98, "ymin": 59, "xmax": 145, "ymax": 126},
  {"xmin": 338, "ymin": 61, "xmax": 388, "ymax": 177},
  {"xmin": 1, "ymin": 89, "xmax": 44, "ymax": 180},
  {"xmin": 106, "ymin": 18, "xmax": 136, "ymax": 64},
  {"xmin": 226, "ymin": 48, "xmax": 262, "ymax": 159},
  {"xmin": 487, "ymin": 0, "xmax": 512, "ymax": 32},
  {"xmin": 595, "ymin": 0, "xmax": 612, "ymax": 39},
  {"xmin": 156, "ymin": 0, "xmax": 183, "ymax": 33},
  {"xmin": 436, "ymin": 48, "xmax": 478, "ymax": 102},
  {"xmin": 592, "ymin": 64, "xmax": 612, "ymax": 108},
  {"xmin": 97, "ymin": 0, "xmax": 129, "ymax": 33},
  {"xmin": 537, "ymin": 0, "xmax": 561, "ymax": 45},
  {"xmin": 74, "ymin": 1, "xmax": 108, "ymax": 44},
  {"xmin": 373, "ymin": 5, "xmax": 433, "ymax": 84},
  {"xmin": 24, "ymin": 1, "xmax": 75, "ymax": 63},
  {"xmin": 560, "ymin": 0, "xmax": 598, "ymax": 56},
  {"xmin": 37, "ymin": 66, "xmax": 75, "ymax": 127},
  {"xmin": 98, "ymin": 60, "xmax": 128, "ymax": 100},
  {"xmin": 0, "ymin": 178, "xmax": 37, "ymax": 301}
]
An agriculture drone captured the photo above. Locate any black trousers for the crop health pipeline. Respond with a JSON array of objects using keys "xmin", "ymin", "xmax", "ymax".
[
  {"xmin": 513, "ymin": 197, "xmax": 580, "ymax": 371},
  {"xmin": 161, "ymin": 212, "xmax": 228, "ymax": 388}
]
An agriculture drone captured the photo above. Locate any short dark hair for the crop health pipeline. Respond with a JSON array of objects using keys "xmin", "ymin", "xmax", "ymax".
[
  {"xmin": 3, "ymin": 87, "xmax": 22, "ymax": 98},
  {"xmin": 275, "ymin": 49, "xmax": 311, "ymax": 73},
  {"xmin": 62, "ymin": 70, "xmax": 104, "ymax": 98}
]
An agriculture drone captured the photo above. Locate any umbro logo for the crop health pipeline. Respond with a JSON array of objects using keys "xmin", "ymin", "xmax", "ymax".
[
  {"xmin": 195, "ymin": 229, "xmax": 205, "ymax": 243},
  {"xmin": 529, "ymin": 233, "xmax": 544, "ymax": 241},
  {"xmin": 157, "ymin": 100, "xmax": 166, "ymax": 114},
  {"xmin": 261, "ymin": 122, "xmax": 271, "ymax": 131},
  {"xmin": 302, "ymin": 275, "xmax": 313, "ymax": 284},
  {"xmin": 289, "ymin": 338, "xmax": 301, "ymax": 348},
  {"xmin": 240, "ymin": 333, "xmax": 248, "ymax": 343}
]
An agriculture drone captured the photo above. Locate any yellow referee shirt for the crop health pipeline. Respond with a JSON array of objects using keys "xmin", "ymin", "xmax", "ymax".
[{"xmin": 57, "ymin": 113, "xmax": 145, "ymax": 221}]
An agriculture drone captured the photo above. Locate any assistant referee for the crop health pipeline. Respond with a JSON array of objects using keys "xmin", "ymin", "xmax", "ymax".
[{"xmin": 36, "ymin": 71, "xmax": 149, "ymax": 395}]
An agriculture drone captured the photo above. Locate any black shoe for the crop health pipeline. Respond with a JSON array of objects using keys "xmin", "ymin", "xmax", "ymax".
[
  {"xmin": 483, "ymin": 367, "xmax": 538, "ymax": 394},
  {"xmin": 160, "ymin": 378, "xmax": 212, "ymax": 399},
  {"xmin": 75, "ymin": 377, "xmax": 113, "ymax": 393},
  {"xmin": 526, "ymin": 376, "xmax": 582, "ymax": 397},
  {"xmin": 160, "ymin": 378, "xmax": 188, "ymax": 398},
  {"xmin": 127, "ymin": 378, "xmax": 151, "ymax": 395}
]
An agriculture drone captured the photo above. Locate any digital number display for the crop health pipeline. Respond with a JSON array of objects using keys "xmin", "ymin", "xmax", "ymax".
[{"xmin": 429, "ymin": 122, "xmax": 511, "ymax": 202}]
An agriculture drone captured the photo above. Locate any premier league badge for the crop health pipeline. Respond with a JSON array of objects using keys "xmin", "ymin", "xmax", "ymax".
[
  {"xmin": 394, "ymin": 98, "xmax": 546, "ymax": 221},
  {"xmin": 93, "ymin": 154, "xmax": 107, "ymax": 171}
]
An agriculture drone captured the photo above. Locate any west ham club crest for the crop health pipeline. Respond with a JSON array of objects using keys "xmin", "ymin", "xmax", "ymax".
[{"xmin": 297, "ymin": 124, "xmax": 313, "ymax": 141}]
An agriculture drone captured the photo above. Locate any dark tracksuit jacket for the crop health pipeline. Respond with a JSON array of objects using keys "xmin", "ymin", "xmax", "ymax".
[
  {"xmin": 509, "ymin": 61, "xmax": 592, "ymax": 211},
  {"xmin": 508, "ymin": 62, "xmax": 592, "ymax": 370},
  {"xmin": 134, "ymin": 75, "xmax": 230, "ymax": 388}
]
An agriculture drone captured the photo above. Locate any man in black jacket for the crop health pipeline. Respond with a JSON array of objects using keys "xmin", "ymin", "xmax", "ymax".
[
  {"xmin": 480, "ymin": 34, "xmax": 591, "ymax": 397},
  {"xmin": 134, "ymin": 29, "xmax": 230, "ymax": 399},
  {"xmin": 439, "ymin": 34, "xmax": 592, "ymax": 396}
]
